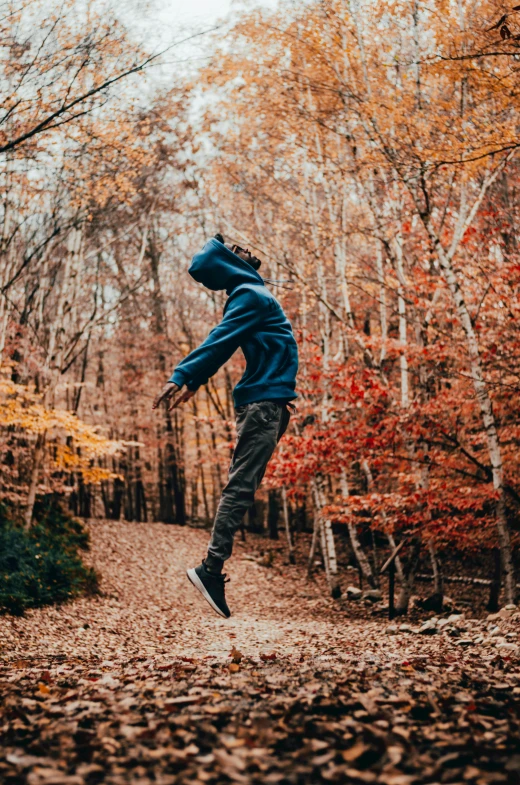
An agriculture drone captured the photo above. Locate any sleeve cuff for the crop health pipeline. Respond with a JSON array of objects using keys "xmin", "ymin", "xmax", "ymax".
[{"xmin": 169, "ymin": 370, "xmax": 187, "ymax": 387}]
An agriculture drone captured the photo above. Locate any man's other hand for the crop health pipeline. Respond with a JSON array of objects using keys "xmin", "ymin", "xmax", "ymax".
[{"xmin": 152, "ymin": 382, "xmax": 195, "ymax": 411}]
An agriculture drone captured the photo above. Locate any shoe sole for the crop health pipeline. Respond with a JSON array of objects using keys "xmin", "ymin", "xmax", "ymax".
[{"xmin": 186, "ymin": 568, "xmax": 229, "ymax": 618}]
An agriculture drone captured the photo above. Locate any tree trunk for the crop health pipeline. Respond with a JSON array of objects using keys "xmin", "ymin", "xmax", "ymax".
[
  {"xmin": 173, "ymin": 410, "xmax": 186, "ymax": 522},
  {"xmin": 375, "ymin": 244, "xmax": 387, "ymax": 365},
  {"xmin": 24, "ymin": 228, "xmax": 82, "ymax": 526},
  {"xmin": 111, "ymin": 475, "xmax": 124, "ymax": 521},
  {"xmin": 123, "ymin": 453, "xmax": 134, "ymax": 521},
  {"xmin": 395, "ymin": 539, "xmax": 422, "ymax": 615},
  {"xmin": 394, "ymin": 231, "xmax": 410, "ymax": 408},
  {"xmin": 78, "ymin": 473, "xmax": 91, "ymax": 519},
  {"xmin": 340, "ymin": 470, "xmax": 377, "ymax": 588},
  {"xmin": 487, "ymin": 548, "xmax": 501, "ymax": 613},
  {"xmin": 429, "ymin": 541, "xmax": 443, "ymax": 596},
  {"xmin": 192, "ymin": 397, "xmax": 210, "ymax": 525},
  {"xmin": 312, "ymin": 478, "xmax": 341, "ymax": 596},
  {"xmin": 247, "ymin": 500, "xmax": 265, "ymax": 534},
  {"xmin": 24, "ymin": 432, "xmax": 46, "ymax": 528},
  {"xmin": 282, "ymin": 487, "xmax": 295, "ymax": 564},
  {"xmin": 307, "ymin": 507, "xmax": 320, "ymax": 578},
  {"xmin": 100, "ymin": 478, "xmax": 111, "ymax": 519},
  {"xmin": 422, "ymin": 206, "xmax": 516, "ymax": 605},
  {"xmin": 268, "ymin": 489, "xmax": 280, "ymax": 540},
  {"xmin": 320, "ymin": 518, "xmax": 341, "ymax": 598},
  {"xmin": 207, "ymin": 406, "xmax": 223, "ymax": 515},
  {"xmin": 164, "ymin": 409, "xmax": 186, "ymax": 525},
  {"xmin": 416, "ymin": 542, "xmax": 444, "ymax": 613},
  {"xmin": 387, "ymin": 533, "xmax": 405, "ymax": 584}
]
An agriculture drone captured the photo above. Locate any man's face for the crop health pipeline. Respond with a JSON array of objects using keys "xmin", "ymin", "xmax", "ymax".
[{"xmin": 225, "ymin": 243, "xmax": 261, "ymax": 270}]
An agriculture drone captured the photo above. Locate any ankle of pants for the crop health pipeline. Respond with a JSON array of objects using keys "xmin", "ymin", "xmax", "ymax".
[{"xmin": 205, "ymin": 553, "xmax": 224, "ymax": 573}]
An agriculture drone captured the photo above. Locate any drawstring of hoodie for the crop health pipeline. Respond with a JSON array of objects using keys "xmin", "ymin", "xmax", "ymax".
[{"xmin": 263, "ymin": 278, "xmax": 294, "ymax": 290}]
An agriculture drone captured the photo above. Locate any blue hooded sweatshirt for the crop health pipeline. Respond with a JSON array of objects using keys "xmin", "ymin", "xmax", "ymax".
[{"xmin": 169, "ymin": 238, "xmax": 298, "ymax": 407}]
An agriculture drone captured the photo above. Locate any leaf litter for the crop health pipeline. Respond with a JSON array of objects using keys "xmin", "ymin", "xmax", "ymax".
[{"xmin": 0, "ymin": 522, "xmax": 519, "ymax": 784}]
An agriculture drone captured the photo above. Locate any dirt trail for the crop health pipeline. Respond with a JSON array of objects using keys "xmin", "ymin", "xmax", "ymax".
[
  {"xmin": 0, "ymin": 523, "xmax": 518, "ymax": 785},
  {"xmin": 0, "ymin": 522, "xmax": 352, "ymax": 661}
]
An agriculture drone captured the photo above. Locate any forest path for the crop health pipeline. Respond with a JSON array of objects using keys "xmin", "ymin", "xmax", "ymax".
[
  {"xmin": 0, "ymin": 521, "xmax": 352, "ymax": 662},
  {"xmin": 1, "ymin": 523, "xmax": 518, "ymax": 785}
]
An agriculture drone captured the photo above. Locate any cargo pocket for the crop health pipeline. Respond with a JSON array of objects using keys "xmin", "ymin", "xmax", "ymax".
[{"xmin": 254, "ymin": 401, "xmax": 282, "ymax": 426}]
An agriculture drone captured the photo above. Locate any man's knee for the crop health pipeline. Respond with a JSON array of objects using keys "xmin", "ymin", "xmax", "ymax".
[{"xmin": 219, "ymin": 483, "xmax": 256, "ymax": 509}]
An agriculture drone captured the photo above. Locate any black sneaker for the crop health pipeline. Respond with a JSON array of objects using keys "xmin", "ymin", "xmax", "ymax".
[{"xmin": 186, "ymin": 561, "xmax": 231, "ymax": 618}]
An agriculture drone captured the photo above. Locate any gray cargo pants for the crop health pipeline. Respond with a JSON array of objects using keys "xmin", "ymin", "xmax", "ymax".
[{"xmin": 206, "ymin": 400, "xmax": 291, "ymax": 565}]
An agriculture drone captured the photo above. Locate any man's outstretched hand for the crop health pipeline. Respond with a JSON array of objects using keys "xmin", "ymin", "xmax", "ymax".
[{"xmin": 152, "ymin": 382, "xmax": 195, "ymax": 412}]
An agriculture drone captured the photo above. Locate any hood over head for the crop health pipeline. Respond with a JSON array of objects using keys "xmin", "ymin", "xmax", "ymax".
[{"xmin": 189, "ymin": 238, "xmax": 264, "ymax": 294}]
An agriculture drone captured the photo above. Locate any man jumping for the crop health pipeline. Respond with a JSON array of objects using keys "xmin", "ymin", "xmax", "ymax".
[{"xmin": 152, "ymin": 235, "xmax": 298, "ymax": 618}]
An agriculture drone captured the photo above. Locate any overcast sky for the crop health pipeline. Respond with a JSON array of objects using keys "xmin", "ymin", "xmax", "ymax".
[
  {"xmin": 129, "ymin": 0, "xmax": 277, "ymax": 49},
  {"xmin": 155, "ymin": 0, "xmax": 233, "ymax": 30},
  {"xmin": 120, "ymin": 0, "xmax": 277, "ymax": 82}
]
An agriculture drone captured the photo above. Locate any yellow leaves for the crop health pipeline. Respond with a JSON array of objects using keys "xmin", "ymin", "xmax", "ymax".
[
  {"xmin": 53, "ymin": 445, "xmax": 119, "ymax": 483},
  {"xmin": 0, "ymin": 369, "xmax": 121, "ymax": 483},
  {"xmin": 82, "ymin": 467, "xmax": 120, "ymax": 484},
  {"xmin": 206, "ymin": 0, "xmax": 516, "ymax": 181}
]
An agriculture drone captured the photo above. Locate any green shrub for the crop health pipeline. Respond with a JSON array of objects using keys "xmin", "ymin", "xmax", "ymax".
[{"xmin": 0, "ymin": 497, "xmax": 99, "ymax": 616}]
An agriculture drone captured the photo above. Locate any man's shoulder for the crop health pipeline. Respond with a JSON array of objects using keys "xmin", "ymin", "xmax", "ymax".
[
  {"xmin": 229, "ymin": 283, "xmax": 274, "ymax": 305},
  {"xmin": 233, "ymin": 282, "xmax": 269, "ymax": 294}
]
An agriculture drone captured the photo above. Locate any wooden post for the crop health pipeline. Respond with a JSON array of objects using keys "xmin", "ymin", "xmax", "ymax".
[{"xmin": 380, "ymin": 539, "xmax": 406, "ymax": 575}]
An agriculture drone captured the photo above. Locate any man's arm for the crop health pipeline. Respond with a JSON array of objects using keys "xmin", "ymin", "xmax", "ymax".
[
  {"xmin": 152, "ymin": 288, "xmax": 263, "ymax": 410},
  {"xmin": 170, "ymin": 288, "xmax": 263, "ymax": 391}
]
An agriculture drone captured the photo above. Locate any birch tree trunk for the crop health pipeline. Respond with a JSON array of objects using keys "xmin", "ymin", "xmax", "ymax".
[
  {"xmin": 428, "ymin": 541, "xmax": 443, "ymax": 599},
  {"xmin": 307, "ymin": 506, "xmax": 320, "ymax": 578},
  {"xmin": 394, "ymin": 232, "xmax": 409, "ymax": 409},
  {"xmin": 340, "ymin": 470, "xmax": 378, "ymax": 588},
  {"xmin": 24, "ymin": 433, "xmax": 46, "ymax": 528},
  {"xmin": 24, "ymin": 227, "xmax": 82, "ymax": 526},
  {"xmin": 312, "ymin": 479, "xmax": 341, "ymax": 597},
  {"xmin": 192, "ymin": 397, "xmax": 210, "ymax": 525},
  {"xmin": 395, "ymin": 538, "xmax": 422, "ymax": 615},
  {"xmin": 0, "ymin": 233, "xmax": 16, "ymax": 360},
  {"xmin": 423, "ymin": 217, "xmax": 516, "ymax": 605},
  {"xmin": 0, "ymin": 165, "xmax": 16, "ymax": 362},
  {"xmin": 375, "ymin": 245, "xmax": 387, "ymax": 365}
]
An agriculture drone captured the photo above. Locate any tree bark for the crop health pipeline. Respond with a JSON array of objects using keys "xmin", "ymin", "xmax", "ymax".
[
  {"xmin": 24, "ymin": 432, "xmax": 46, "ymax": 528},
  {"xmin": 423, "ymin": 217, "xmax": 516, "ymax": 605},
  {"xmin": 487, "ymin": 548, "xmax": 501, "ymax": 612},
  {"xmin": 268, "ymin": 489, "xmax": 280, "ymax": 540},
  {"xmin": 307, "ymin": 507, "xmax": 320, "ymax": 578},
  {"xmin": 395, "ymin": 539, "xmax": 422, "ymax": 615},
  {"xmin": 282, "ymin": 487, "xmax": 295, "ymax": 564},
  {"xmin": 312, "ymin": 478, "xmax": 341, "ymax": 596},
  {"xmin": 340, "ymin": 470, "xmax": 377, "ymax": 588}
]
